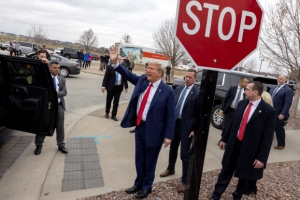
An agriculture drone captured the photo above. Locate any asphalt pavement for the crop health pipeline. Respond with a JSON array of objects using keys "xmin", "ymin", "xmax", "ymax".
[{"xmin": 0, "ymin": 60, "xmax": 299, "ymax": 200}]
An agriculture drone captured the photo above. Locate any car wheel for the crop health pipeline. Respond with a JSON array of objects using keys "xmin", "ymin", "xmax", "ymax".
[
  {"xmin": 59, "ymin": 67, "xmax": 69, "ymax": 78},
  {"xmin": 65, "ymin": 54, "xmax": 71, "ymax": 59},
  {"xmin": 211, "ymin": 105, "xmax": 223, "ymax": 129}
]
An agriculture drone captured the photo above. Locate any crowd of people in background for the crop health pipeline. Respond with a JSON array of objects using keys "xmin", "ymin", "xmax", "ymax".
[{"xmin": 8, "ymin": 41, "xmax": 20, "ymax": 56}]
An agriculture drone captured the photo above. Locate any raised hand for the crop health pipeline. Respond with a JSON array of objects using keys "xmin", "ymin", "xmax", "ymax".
[{"xmin": 109, "ymin": 45, "xmax": 118, "ymax": 65}]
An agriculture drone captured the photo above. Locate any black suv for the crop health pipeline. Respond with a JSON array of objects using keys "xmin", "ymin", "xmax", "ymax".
[
  {"xmin": 0, "ymin": 55, "xmax": 58, "ymax": 138},
  {"xmin": 61, "ymin": 48, "xmax": 78, "ymax": 59},
  {"xmin": 172, "ymin": 70, "xmax": 278, "ymax": 129}
]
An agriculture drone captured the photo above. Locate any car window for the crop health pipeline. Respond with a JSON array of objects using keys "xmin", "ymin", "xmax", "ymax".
[
  {"xmin": 20, "ymin": 43, "xmax": 32, "ymax": 48},
  {"xmin": 71, "ymin": 49, "xmax": 77, "ymax": 53},
  {"xmin": 33, "ymin": 44, "xmax": 41, "ymax": 50},
  {"xmin": 196, "ymin": 71, "xmax": 203, "ymax": 82},
  {"xmin": 217, "ymin": 72, "xmax": 225, "ymax": 86},
  {"xmin": 3, "ymin": 61, "xmax": 42, "ymax": 86},
  {"xmin": 50, "ymin": 56, "xmax": 61, "ymax": 61}
]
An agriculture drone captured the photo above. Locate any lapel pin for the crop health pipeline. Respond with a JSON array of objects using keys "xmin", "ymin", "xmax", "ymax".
[
  {"xmin": 259, "ymin": 110, "xmax": 262, "ymax": 113},
  {"xmin": 191, "ymin": 92, "xmax": 193, "ymax": 94},
  {"xmin": 159, "ymin": 90, "xmax": 161, "ymax": 92}
]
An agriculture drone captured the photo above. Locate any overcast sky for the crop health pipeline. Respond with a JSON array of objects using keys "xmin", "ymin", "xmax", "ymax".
[{"xmin": 0, "ymin": 0, "xmax": 277, "ymax": 72}]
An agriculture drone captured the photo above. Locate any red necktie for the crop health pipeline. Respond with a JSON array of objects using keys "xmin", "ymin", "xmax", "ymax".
[
  {"xmin": 136, "ymin": 84, "xmax": 153, "ymax": 126},
  {"xmin": 238, "ymin": 102, "xmax": 253, "ymax": 141}
]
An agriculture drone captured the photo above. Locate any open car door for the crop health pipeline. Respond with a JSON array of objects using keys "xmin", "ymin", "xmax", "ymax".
[{"xmin": 0, "ymin": 55, "xmax": 57, "ymax": 136}]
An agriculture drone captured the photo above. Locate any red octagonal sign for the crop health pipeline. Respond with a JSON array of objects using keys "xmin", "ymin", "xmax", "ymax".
[{"xmin": 175, "ymin": 0, "xmax": 263, "ymax": 70}]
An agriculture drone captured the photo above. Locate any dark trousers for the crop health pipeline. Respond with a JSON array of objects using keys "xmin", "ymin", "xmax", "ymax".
[
  {"xmin": 167, "ymin": 120, "xmax": 192, "ymax": 184},
  {"xmin": 212, "ymin": 139, "xmax": 247, "ymax": 200},
  {"xmin": 134, "ymin": 123, "xmax": 161, "ymax": 190},
  {"xmin": 105, "ymin": 85, "xmax": 122, "ymax": 116},
  {"xmin": 87, "ymin": 61, "xmax": 91, "ymax": 67},
  {"xmin": 165, "ymin": 73, "xmax": 170, "ymax": 82},
  {"xmin": 35, "ymin": 104, "xmax": 65, "ymax": 147},
  {"xmin": 221, "ymin": 107, "xmax": 235, "ymax": 137},
  {"xmin": 15, "ymin": 49, "xmax": 19, "ymax": 57},
  {"xmin": 83, "ymin": 61, "xmax": 88, "ymax": 69},
  {"xmin": 275, "ymin": 118, "xmax": 285, "ymax": 146}
]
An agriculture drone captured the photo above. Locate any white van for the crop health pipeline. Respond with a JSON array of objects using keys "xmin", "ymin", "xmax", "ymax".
[{"xmin": 17, "ymin": 42, "xmax": 42, "ymax": 55}]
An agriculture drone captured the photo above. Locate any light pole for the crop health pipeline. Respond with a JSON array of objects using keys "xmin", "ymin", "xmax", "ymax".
[{"xmin": 259, "ymin": 59, "xmax": 264, "ymax": 74}]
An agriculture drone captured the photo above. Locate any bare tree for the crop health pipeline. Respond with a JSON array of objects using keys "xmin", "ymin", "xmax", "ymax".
[
  {"xmin": 260, "ymin": 0, "xmax": 300, "ymax": 117},
  {"xmin": 120, "ymin": 33, "xmax": 132, "ymax": 43},
  {"xmin": 153, "ymin": 19, "xmax": 188, "ymax": 77},
  {"xmin": 78, "ymin": 29, "xmax": 99, "ymax": 52},
  {"xmin": 243, "ymin": 58, "xmax": 258, "ymax": 73},
  {"xmin": 27, "ymin": 25, "xmax": 48, "ymax": 44}
]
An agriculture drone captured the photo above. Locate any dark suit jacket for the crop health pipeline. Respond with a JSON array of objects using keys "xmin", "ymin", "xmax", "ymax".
[
  {"xmin": 220, "ymin": 86, "xmax": 245, "ymax": 113},
  {"xmin": 222, "ymin": 99, "xmax": 276, "ymax": 180},
  {"xmin": 102, "ymin": 65, "xmax": 128, "ymax": 92},
  {"xmin": 57, "ymin": 76, "xmax": 67, "ymax": 111},
  {"xmin": 269, "ymin": 84, "xmax": 293, "ymax": 119},
  {"xmin": 114, "ymin": 64, "xmax": 176, "ymax": 147},
  {"xmin": 175, "ymin": 85, "xmax": 199, "ymax": 134}
]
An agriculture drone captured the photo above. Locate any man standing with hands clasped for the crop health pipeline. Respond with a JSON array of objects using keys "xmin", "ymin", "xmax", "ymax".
[
  {"xmin": 160, "ymin": 69, "xmax": 199, "ymax": 193},
  {"xmin": 108, "ymin": 45, "xmax": 176, "ymax": 199},
  {"xmin": 34, "ymin": 61, "xmax": 68, "ymax": 155},
  {"xmin": 269, "ymin": 74, "xmax": 293, "ymax": 150},
  {"xmin": 212, "ymin": 81, "xmax": 276, "ymax": 200}
]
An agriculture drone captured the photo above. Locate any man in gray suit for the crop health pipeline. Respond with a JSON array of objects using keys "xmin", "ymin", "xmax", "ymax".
[{"xmin": 34, "ymin": 61, "xmax": 68, "ymax": 155}]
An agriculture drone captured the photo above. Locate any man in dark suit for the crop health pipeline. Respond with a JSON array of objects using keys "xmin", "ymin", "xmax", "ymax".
[
  {"xmin": 109, "ymin": 45, "xmax": 176, "ymax": 199},
  {"xmin": 218, "ymin": 77, "xmax": 249, "ymax": 144},
  {"xmin": 212, "ymin": 81, "xmax": 276, "ymax": 200},
  {"xmin": 34, "ymin": 61, "xmax": 68, "ymax": 155},
  {"xmin": 269, "ymin": 74, "xmax": 293, "ymax": 150},
  {"xmin": 159, "ymin": 69, "xmax": 199, "ymax": 193},
  {"xmin": 102, "ymin": 62, "xmax": 128, "ymax": 121}
]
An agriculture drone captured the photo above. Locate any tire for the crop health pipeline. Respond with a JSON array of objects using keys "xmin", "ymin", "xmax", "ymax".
[
  {"xmin": 65, "ymin": 54, "xmax": 71, "ymax": 59},
  {"xmin": 59, "ymin": 67, "xmax": 69, "ymax": 78},
  {"xmin": 211, "ymin": 105, "xmax": 223, "ymax": 129}
]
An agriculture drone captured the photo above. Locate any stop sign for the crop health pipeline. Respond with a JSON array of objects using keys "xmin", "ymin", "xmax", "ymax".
[{"xmin": 175, "ymin": 0, "xmax": 263, "ymax": 70}]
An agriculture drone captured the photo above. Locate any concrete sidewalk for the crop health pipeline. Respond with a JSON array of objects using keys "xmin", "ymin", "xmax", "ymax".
[
  {"xmin": 0, "ymin": 101, "xmax": 299, "ymax": 200},
  {"xmin": 0, "ymin": 62, "xmax": 299, "ymax": 200}
]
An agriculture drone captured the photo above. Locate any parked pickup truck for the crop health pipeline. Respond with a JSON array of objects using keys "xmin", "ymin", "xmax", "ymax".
[{"xmin": 172, "ymin": 70, "xmax": 279, "ymax": 129}]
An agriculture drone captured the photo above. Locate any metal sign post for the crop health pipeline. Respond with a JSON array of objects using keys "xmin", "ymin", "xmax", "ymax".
[{"xmin": 184, "ymin": 69, "xmax": 218, "ymax": 200}]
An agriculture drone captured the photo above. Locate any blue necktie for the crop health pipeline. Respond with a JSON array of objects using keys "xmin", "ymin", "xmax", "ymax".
[
  {"xmin": 115, "ymin": 72, "xmax": 118, "ymax": 85},
  {"xmin": 52, "ymin": 77, "xmax": 56, "ymax": 90},
  {"xmin": 175, "ymin": 87, "xmax": 188, "ymax": 119},
  {"xmin": 233, "ymin": 88, "xmax": 242, "ymax": 109},
  {"xmin": 272, "ymin": 86, "xmax": 279, "ymax": 98}
]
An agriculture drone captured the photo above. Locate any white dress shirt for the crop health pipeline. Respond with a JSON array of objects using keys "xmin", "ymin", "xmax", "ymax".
[
  {"xmin": 115, "ymin": 72, "xmax": 121, "ymax": 85},
  {"xmin": 52, "ymin": 75, "xmax": 61, "ymax": 103},
  {"xmin": 178, "ymin": 84, "xmax": 194, "ymax": 119},
  {"xmin": 237, "ymin": 98, "xmax": 261, "ymax": 136},
  {"xmin": 137, "ymin": 80, "xmax": 161, "ymax": 121},
  {"xmin": 231, "ymin": 86, "xmax": 244, "ymax": 108}
]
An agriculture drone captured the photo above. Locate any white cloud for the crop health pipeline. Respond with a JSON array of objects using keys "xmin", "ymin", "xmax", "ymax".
[{"xmin": 0, "ymin": 0, "xmax": 177, "ymax": 48}]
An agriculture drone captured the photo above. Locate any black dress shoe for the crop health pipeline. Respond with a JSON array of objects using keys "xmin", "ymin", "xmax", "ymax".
[
  {"xmin": 111, "ymin": 116, "xmax": 118, "ymax": 121},
  {"xmin": 34, "ymin": 146, "xmax": 42, "ymax": 155},
  {"xmin": 58, "ymin": 146, "xmax": 68, "ymax": 154},
  {"xmin": 105, "ymin": 113, "xmax": 109, "ymax": 118},
  {"xmin": 244, "ymin": 187, "xmax": 257, "ymax": 195},
  {"xmin": 125, "ymin": 186, "xmax": 140, "ymax": 194},
  {"xmin": 129, "ymin": 128, "xmax": 136, "ymax": 133},
  {"xmin": 135, "ymin": 188, "xmax": 152, "ymax": 199}
]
